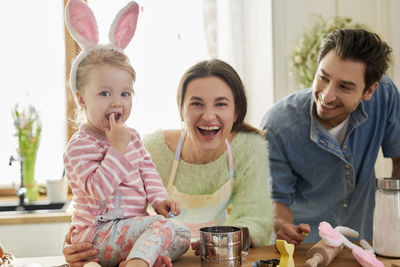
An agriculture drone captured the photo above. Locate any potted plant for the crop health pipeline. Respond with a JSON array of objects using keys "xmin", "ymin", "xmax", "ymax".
[{"xmin": 12, "ymin": 104, "xmax": 42, "ymax": 202}]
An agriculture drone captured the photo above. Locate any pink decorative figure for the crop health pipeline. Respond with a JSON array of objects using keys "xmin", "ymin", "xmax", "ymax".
[{"xmin": 318, "ymin": 221, "xmax": 384, "ymax": 267}]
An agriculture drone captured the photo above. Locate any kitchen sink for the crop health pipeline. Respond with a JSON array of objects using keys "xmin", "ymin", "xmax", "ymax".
[{"xmin": 0, "ymin": 199, "xmax": 71, "ymax": 214}]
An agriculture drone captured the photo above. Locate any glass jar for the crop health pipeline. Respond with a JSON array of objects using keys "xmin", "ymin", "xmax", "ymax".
[{"xmin": 373, "ymin": 178, "xmax": 400, "ymax": 257}]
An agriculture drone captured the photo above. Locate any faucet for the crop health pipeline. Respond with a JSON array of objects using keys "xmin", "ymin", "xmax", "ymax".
[{"xmin": 9, "ymin": 155, "xmax": 28, "ymax": 209}]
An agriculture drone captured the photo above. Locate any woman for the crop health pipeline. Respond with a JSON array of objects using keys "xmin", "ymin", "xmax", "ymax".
[{"xmin": 63, "ymin": 59, "xmax": 274, "ymax": 265}]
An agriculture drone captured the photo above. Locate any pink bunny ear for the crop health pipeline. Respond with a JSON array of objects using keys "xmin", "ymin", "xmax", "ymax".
[
  {"xmin": 65, "ymin": 0, "xmax": 99, "ymax": 49},
  {"xmin": 109, "ymin": 1, "xmax": 139, "ymax": 50},
  {"xmin": 319, "ymin": 221, "xmax": 343, "ymax": 247},
  {"xmin": 352, "ymin": 247, "xmax": 384, "ymax": 267}
]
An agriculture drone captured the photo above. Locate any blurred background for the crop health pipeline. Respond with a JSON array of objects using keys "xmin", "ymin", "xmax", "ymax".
[{"xmin": 0, "ymin": 0, "xmax": 398, "ymax": 188}]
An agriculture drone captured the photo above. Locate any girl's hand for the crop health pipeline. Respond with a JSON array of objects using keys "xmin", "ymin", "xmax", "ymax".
[
  {"xmin": 105, "ymin": 113, "xmax": 131, "ymax": 154},
  {"xmin": 156, "ymin": 199, "xmax": 180, "ymax": 218}
]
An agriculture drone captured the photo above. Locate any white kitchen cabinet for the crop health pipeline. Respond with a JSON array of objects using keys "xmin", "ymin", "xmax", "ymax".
[{"xmin": 0, "ymin": 222, "xmax": 70, "ymax": 257}]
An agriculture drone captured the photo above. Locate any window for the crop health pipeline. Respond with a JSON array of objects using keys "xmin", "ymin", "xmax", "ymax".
[
  {"xmin": 0, "ymin": 1, "xmax": 66, "ymax": 186},
  {"xmin": 0, "ymin": 0, "xmax": 208, "ymax": 186}
]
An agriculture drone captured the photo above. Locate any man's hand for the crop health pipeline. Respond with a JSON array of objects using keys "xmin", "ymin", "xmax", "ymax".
[
  {"xmin": 275, "ymin": 222, "xmax": 310, "ymax": 246},
  {"xmin": 156, "ymin": 199, "xmax": 180, "ymax": 218},
  {"xmin": 63, "ymin": 227, "xmax": 100, "ymax": 267},
  {"xmin": 274, "ymin": 201, "xmax": 310, "ymax": 246},
  {"xmin": 105, "ymin": 113, "xmax": 131, "ymax": 154}
]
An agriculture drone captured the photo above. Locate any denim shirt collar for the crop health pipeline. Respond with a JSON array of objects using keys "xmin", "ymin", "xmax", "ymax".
[{"xmin": 309, "ymin": 96, "xmax": 368, "ymax": 160}]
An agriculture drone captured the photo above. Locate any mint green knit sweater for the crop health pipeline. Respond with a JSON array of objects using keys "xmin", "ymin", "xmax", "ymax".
[{"xmin": 143, "ymin": 131, "xmax": 274, "ymax": 246}]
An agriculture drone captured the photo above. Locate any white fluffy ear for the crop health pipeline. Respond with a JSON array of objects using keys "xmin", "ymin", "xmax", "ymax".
[
  {"xmin": 109, "ymin": 1, "xmax": 139, "ymax": 50},
  {"xmin": 65, "ymin": 0, "xmax": 99, "ymax": 49}
]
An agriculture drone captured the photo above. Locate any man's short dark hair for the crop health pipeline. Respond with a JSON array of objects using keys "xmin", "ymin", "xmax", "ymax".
[{"xmin": 318, "ymin": 28, "xmax": 392, "ymax": 91}]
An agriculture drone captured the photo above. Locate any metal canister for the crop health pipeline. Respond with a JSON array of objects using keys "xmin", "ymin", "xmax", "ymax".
[
  {"xmin": 373, "ymin": 178, "xmax": 400, "ymax": 258},
  {"xmin": 200, "ymin": 226, "xmax": 249, "ymax": 267}
]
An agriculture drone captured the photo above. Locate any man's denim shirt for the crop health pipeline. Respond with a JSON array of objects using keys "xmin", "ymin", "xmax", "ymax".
[{"xmin": 261, "ymin": 75, "xmax": 400, "ymax": 243}]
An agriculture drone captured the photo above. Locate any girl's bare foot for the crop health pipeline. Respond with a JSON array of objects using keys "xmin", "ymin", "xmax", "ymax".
[
  {"xmin": 119, "ymin": 255, "xmax": 171, "ymax": 267},
  {"xmin": 121, "ymin": 258, "xmax": 148, "ymax": 267},
  {"xmin": 154, "ymin": 255, "xmax": 172, "ymax": 267}
]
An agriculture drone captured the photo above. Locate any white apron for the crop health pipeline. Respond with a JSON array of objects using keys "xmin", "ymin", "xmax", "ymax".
[{"xmin": 167, "ymin": 131, "xmax": 235, "ymax": 238}]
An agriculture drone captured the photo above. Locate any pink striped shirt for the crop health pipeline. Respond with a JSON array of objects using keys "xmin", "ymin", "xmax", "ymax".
[{"xmin": 63, "ymin": 125, "xmax": 169, "ymax": 243}]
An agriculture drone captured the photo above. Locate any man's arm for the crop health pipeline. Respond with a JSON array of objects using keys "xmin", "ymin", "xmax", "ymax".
[
  {"xmin": 274, "ymin": 201, "xmax": 294, "ymax": 233},
  {"xmin": 392, "ymin": 157, "xmax": 400, "ymax": 177},
  {"xmin": 262, "ymin": 123, "xmax": 310, "ymax": 245},
  {"xmin": 274, "ymin": 201, "xmax": 310, "ymax": 246}
]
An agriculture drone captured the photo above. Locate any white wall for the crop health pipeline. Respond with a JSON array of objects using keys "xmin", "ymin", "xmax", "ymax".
[
  {"xmin": 211, "ymin": 0, "xmax": 274, "ymax": 129},
  {"xmin": 272, "ymin": 0, "xmax": 400, "ymax": 98},
  {"xmin": 241, "ymin": 0, "xmax": 275, "ymax": 128},
  {"xmin": 271, "ymin": 0, "xmax": 400, "ymax": 177}
]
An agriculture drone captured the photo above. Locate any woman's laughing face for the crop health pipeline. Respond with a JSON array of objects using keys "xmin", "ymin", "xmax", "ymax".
[{"xmin": 181, "ymin": 76, "xmax": 237, "ymax": 151}]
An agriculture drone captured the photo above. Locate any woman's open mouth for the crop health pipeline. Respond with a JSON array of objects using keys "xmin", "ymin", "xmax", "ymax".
[
  {"xmin": 197, "ymin": 125, "xmax": 221, "ymax": 136},
  {"xmin": 106, "ymin": 113, "xmax": 121, "ymax": 122}
]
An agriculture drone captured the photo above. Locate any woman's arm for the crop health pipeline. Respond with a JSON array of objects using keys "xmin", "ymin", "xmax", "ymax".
[{"xmin": 224, "ymin": 133, "xmax": 274, "ymax": 246}]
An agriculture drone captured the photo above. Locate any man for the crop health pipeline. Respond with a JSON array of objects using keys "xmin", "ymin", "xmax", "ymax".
[{"xmin": 261, "ymin": 28, "xmax": 400, "ymax": 244}]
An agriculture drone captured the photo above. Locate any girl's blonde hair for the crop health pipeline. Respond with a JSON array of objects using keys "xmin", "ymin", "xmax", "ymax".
[
  {"xmin": 70, "ymin": 48, "xmax": 136, "ymax": 129},
  {"xmin": 77, "ymin": 48, "xmax": 136, "ymax": 91}
]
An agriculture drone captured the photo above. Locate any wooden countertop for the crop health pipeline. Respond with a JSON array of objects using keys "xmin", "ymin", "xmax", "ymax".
[
  {"xmin": 173, "ymin": 244, "xmax": 400, "ymax": 267},
  {"xmin": 14, "ymin": 244, "xmax": 400, "ymax": 267},
  {"xmin": 0, "ymin": 211, "xmax": 71, "ymax": 225}
]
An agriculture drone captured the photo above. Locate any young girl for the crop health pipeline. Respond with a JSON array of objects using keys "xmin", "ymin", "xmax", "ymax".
[{"xmin": 63, "ymin": 1, "xmax": 190, "ymax": 266}]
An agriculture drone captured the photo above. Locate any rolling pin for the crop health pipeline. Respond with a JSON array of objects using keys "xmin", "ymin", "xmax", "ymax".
[{"xmin": 305, "ymin": 239, "xmax": 344, "ymax": 267}]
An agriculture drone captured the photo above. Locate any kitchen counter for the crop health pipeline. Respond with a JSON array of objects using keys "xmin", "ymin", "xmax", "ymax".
[
  {"xmin": 15, "ymin": 244, "xmax": 400, "ymax": 267},
  {"xmin": 0, "ymin": 211, "xmax": 71, "ymax": 225},
  {"xmin": 15, "ymin": 256, "xmax": 67, "ymax": 267},
  {"xmin": 0, "ymin": 196, "xmax": 72, "ymax": 225},
  {"xmin": 174, "ymin": 244, "xmax": 400, "ymax": 266}
]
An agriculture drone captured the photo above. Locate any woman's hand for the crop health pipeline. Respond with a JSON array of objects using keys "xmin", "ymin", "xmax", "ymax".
[
  {"xmin": 156, "ymin": 199, "xmax": 180, "ymax": 218},
  {"xmin": 63, "ymin": 227, "xmax": 100, "ymax": 267},
  {"xmin": 191, "ymin": 240, "xmax": 201, "ymax": 256}
]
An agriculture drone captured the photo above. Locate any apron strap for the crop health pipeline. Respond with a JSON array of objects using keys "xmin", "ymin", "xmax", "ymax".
[
  {"xmin": 168, "ymin": 130, "xmax": 186, "ymax": 189},
  {"xmin": 225, "ymin": 139, "xmax": 234, "ymax": 178}
]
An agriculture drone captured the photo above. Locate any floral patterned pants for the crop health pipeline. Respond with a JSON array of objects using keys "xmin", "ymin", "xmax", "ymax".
[{"xmin": 92, "ymin": 215, "xmax": 191, "ymax": 267}]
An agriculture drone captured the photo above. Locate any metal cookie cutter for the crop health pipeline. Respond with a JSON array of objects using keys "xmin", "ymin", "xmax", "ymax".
[{"xmin": 251, "ymin": 259, "xmax": 280, "ymax": 267}]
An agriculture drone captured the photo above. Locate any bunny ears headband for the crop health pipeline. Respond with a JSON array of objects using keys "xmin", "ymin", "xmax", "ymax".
[{"xmin": 65, "ymin": 0, "xmax": 139, "ymax": 94}]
